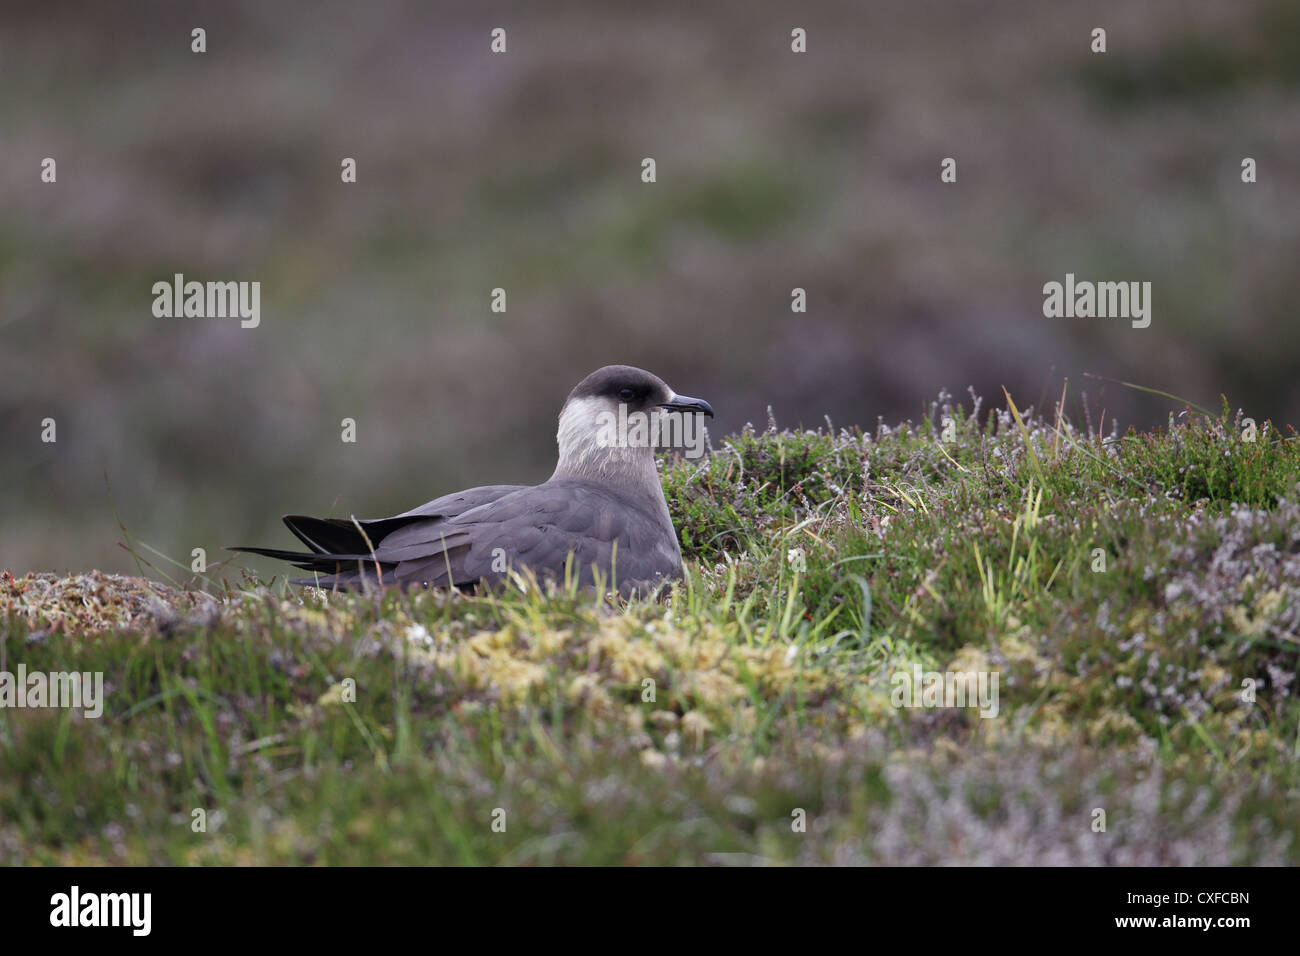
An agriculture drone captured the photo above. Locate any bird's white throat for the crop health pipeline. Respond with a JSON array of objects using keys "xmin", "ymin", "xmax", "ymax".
[{"xmin": 551, "ymin": 396, "xmax": 665, "ymax": 499}]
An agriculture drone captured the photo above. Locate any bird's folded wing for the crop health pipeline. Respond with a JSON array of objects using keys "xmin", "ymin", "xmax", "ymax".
[
  {"xmin": 394, "ymin": 484, "xmax": 527, "ymax": 519},
  {"xmin": 381, "ymin": 481, "xmax": 679, "ymax": 590},
  {"xmin": 237, "ymin": 481, "xmax": 680, "ymax": 592},
  {"xmin": 278, "ymin": 484, "xmax": 526, "ymax": 555}
]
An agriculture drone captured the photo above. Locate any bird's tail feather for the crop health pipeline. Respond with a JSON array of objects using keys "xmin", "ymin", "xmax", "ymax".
[
  {"xmin": 232, "ymin": 512, "xmax": 432, "ymax": 589},
  {"xmin": 229, "ymin": 544, "xmax": 388, "ymax": 573},
  {"xmin": 282, "ymin": 514, "xmax": 426, "ymax": 556}
]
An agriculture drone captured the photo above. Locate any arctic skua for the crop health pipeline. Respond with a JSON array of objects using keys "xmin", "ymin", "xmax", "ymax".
[{"xmin": 232, "ymin": 365, "xmax": 714, "ymax": 593}]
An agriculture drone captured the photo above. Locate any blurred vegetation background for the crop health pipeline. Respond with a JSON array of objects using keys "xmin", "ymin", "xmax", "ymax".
[{"xmin": 2, "ymin": 0, "xmax": 1298, "ymax": 577}]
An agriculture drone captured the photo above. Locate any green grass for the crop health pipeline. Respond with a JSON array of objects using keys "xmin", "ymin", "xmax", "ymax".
[{"xmin": 3, "ymin": 390, "xmax": 1299, "ymax": 864}]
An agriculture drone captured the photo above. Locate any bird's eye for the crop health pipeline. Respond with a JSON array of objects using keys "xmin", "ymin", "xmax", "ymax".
[{"xmin": 618, "ymin": 387, "xmax": 636, "ymax": 402}]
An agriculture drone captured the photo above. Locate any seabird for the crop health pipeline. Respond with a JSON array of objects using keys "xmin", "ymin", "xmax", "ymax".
[{"xmin": 232, "ymin": 365, "xmax": 714, "ymax": 593}]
